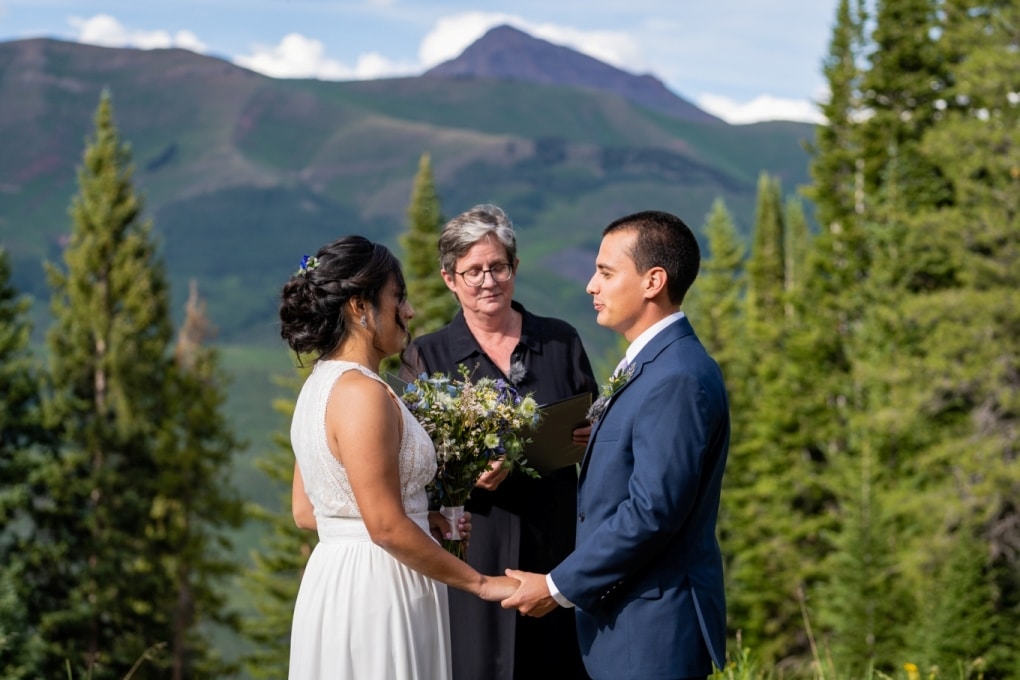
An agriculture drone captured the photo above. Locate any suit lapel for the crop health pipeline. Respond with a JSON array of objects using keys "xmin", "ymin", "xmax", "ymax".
[
  {"xmin": 578, "ymin": 361, "xmax": 642, "ymax": 479},
  {"xmin": 578, "ymin": 317, "xmax": 696, "ymax": 482}
]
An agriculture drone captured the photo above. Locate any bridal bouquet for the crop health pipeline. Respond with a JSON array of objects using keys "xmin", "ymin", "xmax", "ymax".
[{"xmin": 402, "ymin": 365, "xmax": 541, "ymax": 558}]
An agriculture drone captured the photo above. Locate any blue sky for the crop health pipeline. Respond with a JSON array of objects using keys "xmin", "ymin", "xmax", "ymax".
[{"xmin": 0, "ymin": 0, "xmax": 839, "ymax": 124}]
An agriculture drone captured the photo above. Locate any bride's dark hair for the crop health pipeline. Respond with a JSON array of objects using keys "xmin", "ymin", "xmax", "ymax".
[{"xmin": 279, "ymin": 236, "xmax": 404, "ymax": 362}]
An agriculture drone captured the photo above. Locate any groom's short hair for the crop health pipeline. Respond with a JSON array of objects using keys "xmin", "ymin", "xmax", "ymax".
[{"xmin": 604, "ymin": 210, "xmax": 701, "ymax": 305}]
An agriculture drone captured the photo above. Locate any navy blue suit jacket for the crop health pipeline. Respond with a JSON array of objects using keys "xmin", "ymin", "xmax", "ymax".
[{"xmin": 550, "ymin": 316, "xmax": 729, "ymax": 680}]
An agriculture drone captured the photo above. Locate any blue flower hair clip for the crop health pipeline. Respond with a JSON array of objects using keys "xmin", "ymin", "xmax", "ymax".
[{"xmin": 295, "ymin": 254, "xmax": 320, "ymax": 276}]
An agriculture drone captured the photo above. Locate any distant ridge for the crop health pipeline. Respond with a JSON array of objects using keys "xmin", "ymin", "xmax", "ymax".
[{"xmin": 424, "ymin": 24, "xmax": 722, "ymax": 125}]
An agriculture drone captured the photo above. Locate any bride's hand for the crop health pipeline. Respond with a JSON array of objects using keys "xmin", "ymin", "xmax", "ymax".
[
  {"xmin": 456, "ymin": 511, "xmax": 472, "ymax": 546},
  {"xmin": 428, "ymin": 510, "xmax": 472, "ymax": 545},
  {"xmin": 478, "ymin": 574, "xmax": 520, "ymax": 602}
]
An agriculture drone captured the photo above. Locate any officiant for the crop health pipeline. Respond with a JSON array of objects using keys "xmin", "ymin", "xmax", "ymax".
[{"xmin": 400, "ymin": 204, "xmax": 598, "ymax": 680}]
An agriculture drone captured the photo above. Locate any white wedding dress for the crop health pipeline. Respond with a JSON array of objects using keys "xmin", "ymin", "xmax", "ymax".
[{"xmin": 288, "ymin": 360, "xmax": 451, "ymax": 679}]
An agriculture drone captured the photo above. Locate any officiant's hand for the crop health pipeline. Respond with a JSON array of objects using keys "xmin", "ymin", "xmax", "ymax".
[
  {"xmin": 572, "ymin": 423, "xmax": 592, "ymax": 446},
  {"xmin": 475, "ymin": 456, "xmax": 511, "ymax": 491},
  {"xmin": 501, "ymin": 569, "xmax": 558, "ymax": 618},
  {"xmin": 429, "ymin": 510, "xmax": 471, "ymax": 544},
  {"xmin": 478, "ymin": 574, "xmax": 519, "ymax": 602}
]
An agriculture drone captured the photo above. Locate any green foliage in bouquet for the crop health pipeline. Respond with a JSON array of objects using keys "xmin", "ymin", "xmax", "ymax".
[{"xmin": 401, "ymin": 365, "xmax": 542, "ymax": 510}]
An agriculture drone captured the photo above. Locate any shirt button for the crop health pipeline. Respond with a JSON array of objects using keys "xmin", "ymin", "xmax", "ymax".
[{"xmin": 578, "ymin": 512, "xmax": 585, "ymax": 522}]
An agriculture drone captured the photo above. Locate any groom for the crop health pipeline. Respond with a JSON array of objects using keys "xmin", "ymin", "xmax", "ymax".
[{"xmin": 502, "ymin": 210, "xmax": 729, "ymax": 680}]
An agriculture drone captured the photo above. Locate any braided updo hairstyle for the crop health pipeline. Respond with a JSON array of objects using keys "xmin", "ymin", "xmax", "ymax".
[{"xmin": 279, "ymin": 235, "xmax": 405, "ymax": 362}]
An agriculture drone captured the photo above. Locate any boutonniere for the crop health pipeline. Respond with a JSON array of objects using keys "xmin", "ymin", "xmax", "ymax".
[{"xmin": 586, "ymin": 364, "xmax": 634, "ymax": 423}]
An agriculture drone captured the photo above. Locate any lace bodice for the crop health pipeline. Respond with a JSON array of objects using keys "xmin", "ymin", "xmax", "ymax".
[{"xmin": 290, "ymin": 360, "xmax": 436, "ymax": 519}]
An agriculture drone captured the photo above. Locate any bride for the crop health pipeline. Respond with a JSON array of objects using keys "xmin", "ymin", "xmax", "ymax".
[{"xmin": 279, "ymin": 236, "xmax": 517, "ymax": 679}]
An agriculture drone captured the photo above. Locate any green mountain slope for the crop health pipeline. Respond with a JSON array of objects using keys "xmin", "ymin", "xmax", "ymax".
[
  {"xmin": 0, "ymin": 37, "xmax": 817, "ymax": 465},
  {"xmin": 1, "ymin": 38, "xmax": 815, "ymax": 343}
]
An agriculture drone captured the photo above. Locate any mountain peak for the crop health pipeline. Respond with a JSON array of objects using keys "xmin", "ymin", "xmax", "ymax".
[{"xmin": 423, "ymin": 24, "xmax": 721, "ymax": 125}]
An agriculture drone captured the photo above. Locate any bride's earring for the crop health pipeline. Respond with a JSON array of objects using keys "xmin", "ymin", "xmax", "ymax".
[{"xmin": 359, "ymin": 314, "xmax": 367, "ymax": 328}]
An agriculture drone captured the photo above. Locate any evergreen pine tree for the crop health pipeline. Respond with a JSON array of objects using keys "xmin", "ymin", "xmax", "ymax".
[
  {"xmin": 898, "ymin": 2, "xmax": 1020, "ymax": 672},
  {"xmin": 798, "ymin": 0, "xmax": 871, "ymax": 487},
  {"xmin": 400, "ymin": 153, "xmax": 457, "ymax": 338},
  {"xmin": 685, "ymin": 198, "xmax": 746, "ymax": 378},
  {"xmin": 0, "ymin": 562, "xmax": 40, "ymax": 680},
  {"xmin": 857, "ymin": 0, "xmax": 951, "ymax": 216},
  {"xmin": 791, "ymin": 10, "xmax": 886, "ymax": 668},
  {"xmin": 723, "ymin": 173, "xmax": 817, "ymax": 663},
  {"xmin": 783, "ymin": 196, "xmax": 809, "ymax": 307},
  {"xmin": 761, "ymin": 0, "xmax": 1020, "ymax": 673},
  {"xmin": 29, "ymin": 90, "xmax": 177, "ymax": 679},
  {"xmin": 805, "ymin": 0, "xmax": 867, "ymax": 230},
  {"xmin": 745, "ymin": 173, "xmax": 786, "ymax": 325},
  {"xmin": 381, "ymin": 153, "xmax": 456, "ymax": 377},
  {"xmin": 826, "ymin": 1, "xmax": 1020, "ymax": 672},
  {"xmin": 241, "ymin": 373, "xmax": 315, "ymax": 680},
  {"xmin": 159, "ymin": 280, "xmax": 246, "ymax": 679},
  {"xmin": 920, "ymin": 521, "xmax": 995, "ymax": 676},
  {"xmin": 818, "ymin": 441, "xmax": 911, "ymax": 675},
  {"xmin": 0, "ymin": 245, "xmax": 44, "ymax": 523},
  {"xmin": 0, "ymin": 247, "xmax": 47, "ymax": 679}
]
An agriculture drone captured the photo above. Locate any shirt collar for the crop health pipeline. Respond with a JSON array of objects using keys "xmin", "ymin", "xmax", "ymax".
[
  {"xmin": 624, "ymin": 311, "xmax": 686, "ymax": 366},
  {"xmin": 444, "ymin": 300, "xmax": 540, "ymax": 364}
]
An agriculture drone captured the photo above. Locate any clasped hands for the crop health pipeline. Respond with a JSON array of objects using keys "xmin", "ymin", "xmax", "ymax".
[
  {"xmin": 478, "ymin": 569, "xmax": 558, "ymax": 618},
  {"xmin": 473, "ymin": 428, "xmax": 596, "ymax": 616},
  {"xmin": 429, "ymin": 508, "xmax": 554, "ymax": 616}
]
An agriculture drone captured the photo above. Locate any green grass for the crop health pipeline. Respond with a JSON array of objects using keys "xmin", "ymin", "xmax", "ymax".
[{"xmin": 710, "ymin": 636, "xmax": 990, "ymax": 680}]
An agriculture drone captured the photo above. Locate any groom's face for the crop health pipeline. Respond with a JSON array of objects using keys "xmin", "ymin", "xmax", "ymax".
[{"xmin": 586, "ymin": 230, "xmax": 645, "ymax": 340}]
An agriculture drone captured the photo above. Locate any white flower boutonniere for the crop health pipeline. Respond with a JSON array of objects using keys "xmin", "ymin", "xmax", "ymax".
[{"xmin": 586, "ymin": 364, "xmax": 634, "ymax": 423}]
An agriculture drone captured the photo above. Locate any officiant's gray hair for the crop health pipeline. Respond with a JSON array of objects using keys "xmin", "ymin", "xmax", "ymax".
[{"xmin": 438, "ymin": 204, "xmax": 518, "ymax": 274}]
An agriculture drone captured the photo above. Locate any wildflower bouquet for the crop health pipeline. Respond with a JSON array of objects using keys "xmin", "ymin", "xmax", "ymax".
[{"xmin": 402, "ymin": 365, "xmax": 541, "ymax": 558}]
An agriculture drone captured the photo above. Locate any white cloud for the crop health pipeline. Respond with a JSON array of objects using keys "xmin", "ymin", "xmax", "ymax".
[
  {"xmin": 233, "ymin": 33, "xmax": 417, "ymax": 80},
  {"xmin": 417, "ymin": 12, "xmax": 643, "ymax": 72},
  {"xmin": 527, "ymin": 24, "xmax": 643, "ymax": 72},
  {"xmin": 173, "ymin": 30, "xmax": 206, "ymax": 54},
  {"xmin": 352, "ymin": 51, "xmax": 414, "ymax": 80},
  {"xmin": 234, "ymin": 33, "xmax": 350, "ymax": 79},
  {"xmin": 696, "ymin": 93, "xmax": 825, "ymax": 125},
  {"xmin": 70, "ymin": 14, "xmax": 131, "ymax": 46},
  {"xmin": 418, "ymin": 12, "xmax": 518, "ymax": 67},
  {"xmin": 69, "ymin": 14, "xmax": 207, "ymax": 53}
]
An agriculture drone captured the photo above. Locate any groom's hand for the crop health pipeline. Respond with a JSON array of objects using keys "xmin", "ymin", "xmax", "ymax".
[{"xmin": 501, "ymin": 569, "xmax": 557, "ymax": 618}]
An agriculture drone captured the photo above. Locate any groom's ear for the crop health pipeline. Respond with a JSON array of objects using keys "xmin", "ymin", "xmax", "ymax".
[{"xmin": 642, "ymin": 266, "xmax": 668, "ymax": 300}]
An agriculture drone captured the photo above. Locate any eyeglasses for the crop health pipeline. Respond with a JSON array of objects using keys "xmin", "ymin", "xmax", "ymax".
[{"xmin": 455, "ymin": 262, "xmax": 514, "ymax": 287}]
